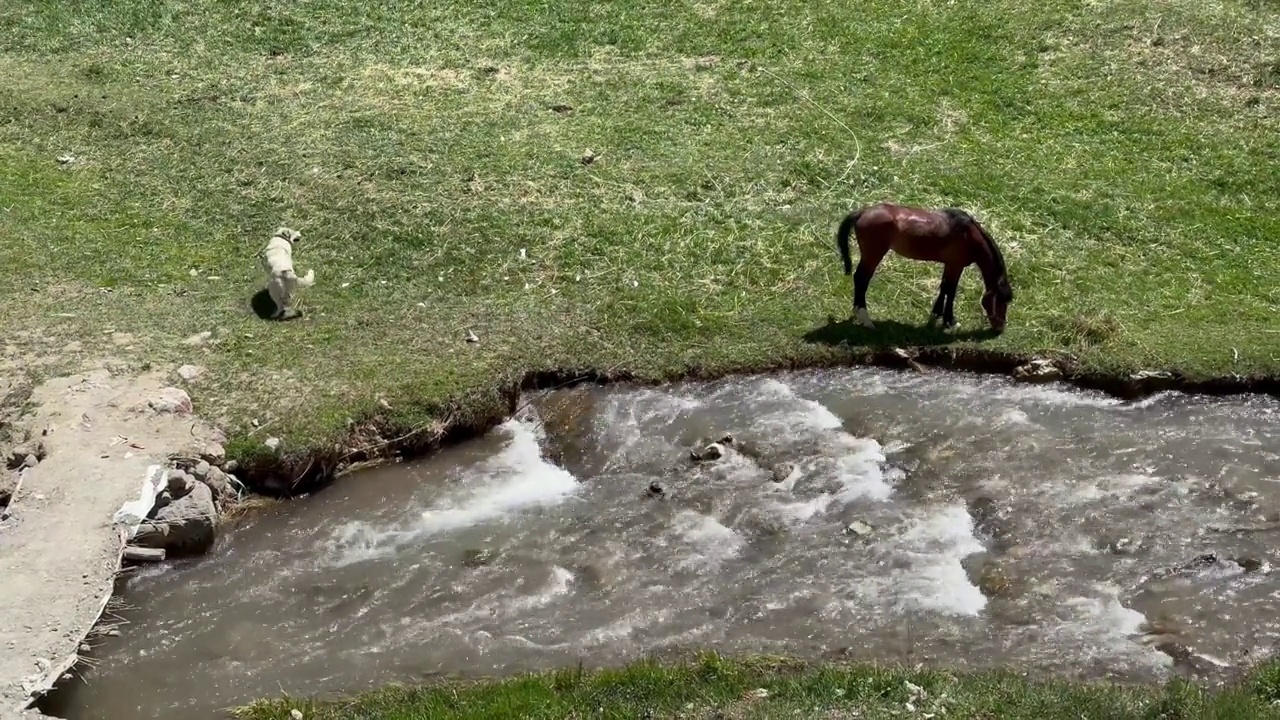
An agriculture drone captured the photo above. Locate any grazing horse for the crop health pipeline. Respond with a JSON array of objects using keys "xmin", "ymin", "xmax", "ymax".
[{"xmin": 836, "ymin": 202, "xmax": 1014, "ymax": 334}]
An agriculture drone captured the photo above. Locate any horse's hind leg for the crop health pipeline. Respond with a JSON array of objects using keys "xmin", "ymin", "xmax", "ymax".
[{"xmin": 852, "ymin": 246, "xmax": 887, "ymax": 329}]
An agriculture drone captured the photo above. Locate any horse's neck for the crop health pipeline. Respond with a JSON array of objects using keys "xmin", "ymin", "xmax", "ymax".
[{"xmin": 974, "ymin": 244, "xmax": 1004, "ymax": 292}]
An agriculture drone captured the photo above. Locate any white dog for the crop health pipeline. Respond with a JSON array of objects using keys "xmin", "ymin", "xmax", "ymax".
[{"xmin": 259, "ymin": 227, "xmax": 315, "ymax": 319}]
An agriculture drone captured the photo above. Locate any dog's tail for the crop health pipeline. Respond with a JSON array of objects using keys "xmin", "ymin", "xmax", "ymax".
[{"xmin": 836, "ymin": 209, "xmax": 863, "ymax": 276}]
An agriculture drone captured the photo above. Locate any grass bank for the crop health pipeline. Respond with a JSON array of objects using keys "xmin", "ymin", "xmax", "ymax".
[
  {"xmin": 237, "ymin": 654, "xmax": 1280, "ymax": 719},
  {"xmin": 1, "ymin": 0, "xmax": 1278, "ymax": 476}
]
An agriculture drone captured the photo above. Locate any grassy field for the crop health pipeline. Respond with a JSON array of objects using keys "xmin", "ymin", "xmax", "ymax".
[
  {"xmin": 236, "ymin": 654, "xmax": 1280, "ymax": 719},
  {"xmin": 1, "ymin": 0, "xmax": 1278, "ymax": 452},
  {"xmin": 1, "ymin": 0, "xmax": 1278, "ymax": 449}
]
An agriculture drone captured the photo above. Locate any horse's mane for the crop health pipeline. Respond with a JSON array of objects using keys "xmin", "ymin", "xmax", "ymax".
[{"xmin": 943, "ymin": 208, "xmax": 1009, "ymax": 289}]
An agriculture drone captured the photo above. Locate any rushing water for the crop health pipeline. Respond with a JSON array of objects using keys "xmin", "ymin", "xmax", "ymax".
[{"xmin": 45, "ymin": 369, "xmax": 1280, "ymax": 719}]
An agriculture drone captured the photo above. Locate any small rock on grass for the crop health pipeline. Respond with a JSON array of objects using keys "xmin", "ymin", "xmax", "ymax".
[
  {"xmin": 176, "ymin": 364, "xmax": 206, "ymax": 382},
  {"xmin": 183, "ymin": 331, "xmax": 213, "ymax": 346},
  {"xmin": 264, "ymin": 437, "xmax": 281, "ymax": 451}
]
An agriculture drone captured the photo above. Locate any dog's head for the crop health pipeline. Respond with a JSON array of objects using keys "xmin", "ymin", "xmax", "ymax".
[{"xmin": 273, "ymin": 227, "xmax": 302, "ymax": 246}]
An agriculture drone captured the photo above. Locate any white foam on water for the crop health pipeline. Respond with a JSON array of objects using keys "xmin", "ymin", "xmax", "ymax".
[
  {"xmin": 672, "ymin": 510, "xmax": 745, "ymax": 569},
  {"xmin": 1064, "ymin": 473, "xmax": 1162, "ymax": 504},
  {"xmin": 326, "ymin": 417, "xmax": 578, "ymax": 567},
  {"xmin": 892, "ymin": 505, "xmax": 988, "ymax": 616},
  {"xmin": 755, "ymin": 378, "xmax": 845, "ymax": 430},
  {"xmin": 832, "ymin": 436, "xmax": 893, "ymax": 502},
  {"xmin": 771, "ymin": 493, "xmax": 836, "ymax": 523},
  {"xmin": 1046, "ymin": 587, "xmax": 1169, "ymax": 668}
]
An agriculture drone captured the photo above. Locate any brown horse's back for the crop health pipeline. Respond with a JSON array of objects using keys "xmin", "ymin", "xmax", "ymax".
[{"xmin": 854, "ymin": 203, "xmax": 967, "ymax": 264}]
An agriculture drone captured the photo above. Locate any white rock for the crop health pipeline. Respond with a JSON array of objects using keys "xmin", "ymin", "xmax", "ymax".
[
  {"xmin": 290, "ymin": 710, "xmax": 304, "ymax": 720},
  {"xmin": 176, "ymin": 364, "xmax": 206, "ymax": 382},
  {"xmin": 147, "ymin": 387, "xmax": 193, "ymax": 415},
  {"xmin": 183, "ymin": 331, "xmax": 213, "ymax": 346},
  {"xmin": 264, "ymin": 437, "xmax": 281, "ymax": 451}
]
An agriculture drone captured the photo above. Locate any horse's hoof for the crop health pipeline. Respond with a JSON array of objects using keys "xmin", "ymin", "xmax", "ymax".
[{"xmin": 854, "ymin": 308, "xmax": 876, "ymax": 329}]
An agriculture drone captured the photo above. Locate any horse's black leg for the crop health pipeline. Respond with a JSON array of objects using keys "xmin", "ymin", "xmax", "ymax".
[
  {"xmin": 941, "ymin": 277, "xmax": 960, "ymax": 328},
  {"xmin": 938, "ymin": 263, "xmax": 964, "ymax": 330},
  {"xmin": 929, "ymin": 278, "xmax": 947, "ymax": 326},
  {"xmin": 853, "ymin": 261, "xmax": 872, "ymax": 310}
]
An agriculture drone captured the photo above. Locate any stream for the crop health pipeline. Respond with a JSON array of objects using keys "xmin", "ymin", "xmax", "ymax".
[{"xmin": 44, "ymin": 368, "xmax": 1280, "ymax": 719}]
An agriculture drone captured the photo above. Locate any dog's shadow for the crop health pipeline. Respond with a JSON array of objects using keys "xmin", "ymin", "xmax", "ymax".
[
  {"xmin": 249, "ymin": 289, "xmax": 307, "ymax": 321},
  {"xmin": 803, "ymin": 315, "xmax": 998, "ymax": 348},
  {"xmin": 249, "ymin": 289, "xmax": 279, "ymax": 320}
]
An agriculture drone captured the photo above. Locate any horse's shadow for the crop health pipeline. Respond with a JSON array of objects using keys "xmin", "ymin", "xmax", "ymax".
[{"xmin": 803, "ymin": 315, "xmax": 999, "ymax": 348}]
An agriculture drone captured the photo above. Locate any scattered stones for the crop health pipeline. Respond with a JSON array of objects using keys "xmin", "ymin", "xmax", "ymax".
[
  {"xmin": 691, "ymin": 442, "xmax": 725, "ymax": 462},
  {"xmin": 844, "ymin": 520, "xmax": 874, "ymax": 537},
  {"xmin": 264, "ymin": 437, "xmax": 281, "ymax": 451},
  {"xmin": 224, "ymin": 459, "xmax": 239, "ymax": 473},
  {"xmin": 462, "ymin": 548, "xmax": 498, "ymax": 568},
  {"xmin": 146, "ymin": 387, "xmax": 193, "ymax": 415},
  {"xmin": 1129, "ymin": 370, "xmax": 1177, "ymax": 393},
  {"xmin": 203, "ymin": 467, "xmax": 235, "ymax": 500},
  {"xmin": 149, "ymin": 480, "xmax": 216, "ymax": 556},
  {"xmin": 182, "ymin": 330, "xmax": 213, "ymax": 346},
  {"xmin": 192, "ymin": 460, "xmax": 212, "ymax": 480},
  {"xmin": 716, "ymin": 433, "xmax": 735, "ymax": 445},
  {"xmin": 176, "ymin": 364, "xmax": 206, "ymax": 383},
  {"xmin": 771, "ymin": 462, "xmax": 799, "ymax": 484},
  {"xmin": 580, "ymin": 149, "xmax": 596, "ymax": 165},
  {"xmin": 7, "ymin": 440, "xmax": 47, "ymax": 470},
  {"xmin": 1013, "ymin": 358, "xmax": 1063, "ymax": 383},
  {"xmin": 1232, "ymin": 556, "xmax": 1265, "ymax": 573},
  {"xmin": 166, "ymin": 468, "xmax": 193, "ymax": 497},
  {"xmin": 647, "ymin": 481, "xmax": 665, "ymax": 499},
  {"xmin": 0, "ymin": 474, "xmax": 17, "ymax": 507},
  {"xmin": 977, "ymin": 564, "xmax": 1015, "ymax": 598},
  {"xmin": 200, "ymin": 442, "xmax": 226, "ymax": 466}
]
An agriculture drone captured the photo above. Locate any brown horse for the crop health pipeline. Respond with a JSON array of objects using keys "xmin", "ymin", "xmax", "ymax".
[{"xmin": 836, "ymin": 202, "xmax": 1014, "ymax": 334}]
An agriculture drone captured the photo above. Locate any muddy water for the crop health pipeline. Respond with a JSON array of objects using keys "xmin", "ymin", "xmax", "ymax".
[{"xmin": 47, "ymin": 369, "xmax": 1280, "ymax": 719}]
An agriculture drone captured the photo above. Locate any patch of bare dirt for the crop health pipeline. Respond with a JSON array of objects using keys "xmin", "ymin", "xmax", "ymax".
[{"xmin": 0, "ymin": 365, "xmax": 223, "ymax": 716}]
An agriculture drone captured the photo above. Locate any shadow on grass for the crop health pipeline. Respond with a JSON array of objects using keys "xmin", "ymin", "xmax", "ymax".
[
  {"xmin": 249, "ymin": 289, "xmax": 304, "ymax": 321},
  {"xmin": 249, "ymin": 289, "xmax": 278, "ymax": 320},
  {"xmin": 803, "ymin": 315, "xmax": 1000, "ymax": 348}
]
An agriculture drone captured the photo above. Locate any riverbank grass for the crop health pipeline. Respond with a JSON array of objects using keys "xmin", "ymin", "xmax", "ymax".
[
  {"xmin": 1, "ymin": 0, "xmax": 1277, "ymax": 451},
  {"xmin": 237, "ymin": 654, "xmax": 1280, "ymax": 719}
]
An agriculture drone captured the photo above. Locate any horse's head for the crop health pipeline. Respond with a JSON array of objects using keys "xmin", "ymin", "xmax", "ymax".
[{"xmin": 981, "ymin": 276, "xmax": 1013, "ymax": 334}]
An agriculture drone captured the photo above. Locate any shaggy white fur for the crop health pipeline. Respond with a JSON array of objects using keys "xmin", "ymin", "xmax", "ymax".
[{"xmin": 259, "ymin": 227, "xmax": 315, "ymax": 319}]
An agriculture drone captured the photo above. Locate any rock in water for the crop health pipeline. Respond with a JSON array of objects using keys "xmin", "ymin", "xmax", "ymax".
[
  {"xmin": 152, "ymin": 481, "xmax": 216, "ymax": 555},
  {"xmin": 844, "ymin": 520, "xmax": 874, "ymax": 537},
  {"xmin": 1013, "ymin": 359, "xmax": 1063, "ymax": 384}
]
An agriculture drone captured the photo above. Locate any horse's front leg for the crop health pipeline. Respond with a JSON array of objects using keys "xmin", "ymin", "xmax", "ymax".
[{"xmin": 939, "ymin": 263, "xmax": 964, "ymax": 331}]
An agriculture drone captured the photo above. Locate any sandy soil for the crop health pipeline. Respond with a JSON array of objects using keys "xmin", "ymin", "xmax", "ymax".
[{"xmin": 0, "ymin": 364, "xmax": 221, "ymax": 718}]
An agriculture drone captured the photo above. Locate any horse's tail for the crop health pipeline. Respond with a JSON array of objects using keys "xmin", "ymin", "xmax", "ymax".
[{"xmin": 836, "ymin": 209, "xmax": 863, "ymax": 276}]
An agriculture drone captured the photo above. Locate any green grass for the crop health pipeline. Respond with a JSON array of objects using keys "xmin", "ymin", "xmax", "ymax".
[
  {"xmin": 1, "ymin": 0, "xmax": 1277, "ymax": 450},
  {"xmin": 235, "ymin": 654, "xmax": 1280, "ymax": 719}
]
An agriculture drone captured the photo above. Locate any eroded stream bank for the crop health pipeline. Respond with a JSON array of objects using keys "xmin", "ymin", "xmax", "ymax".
[{"xmin": 43, "ymin": 368, "xmax": 1280, "ymax": 719}]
